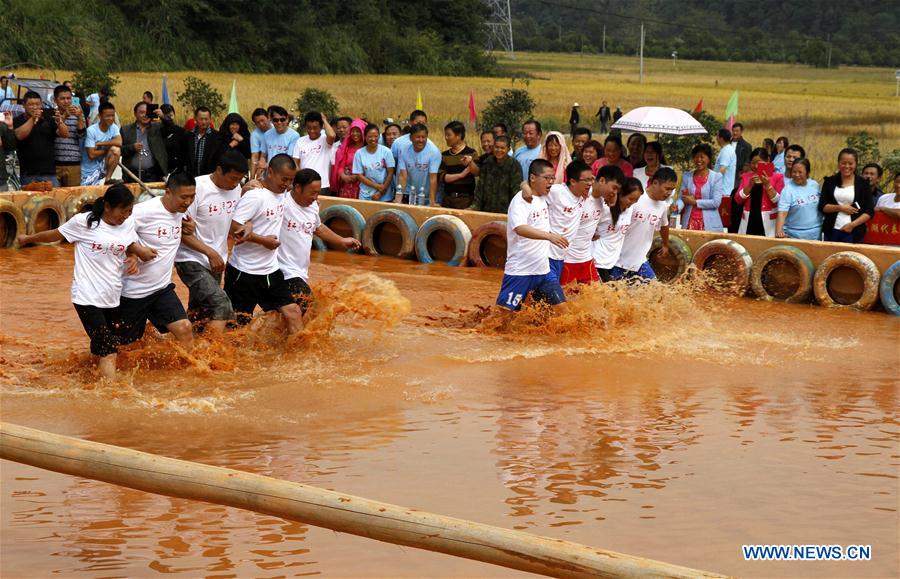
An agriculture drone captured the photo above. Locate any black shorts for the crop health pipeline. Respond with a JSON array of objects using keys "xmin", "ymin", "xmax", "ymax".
[
  {"xmin": 596, "ymin": 267, "xmax": 613, "ymax": 283},
  {"xmin": 74, "ymin": 304, "xmax": 120, "ymax": 357},
  {"xmin": 224, "ymin": 264, "xmax": 295, "ymax": 323},
  {"xmin": 112, "ymin": 283, "xmax": 188, "ymax": 345},
  {"xmin": 285, "ymin": 276, "xmax": 314, "ymax": 314}
]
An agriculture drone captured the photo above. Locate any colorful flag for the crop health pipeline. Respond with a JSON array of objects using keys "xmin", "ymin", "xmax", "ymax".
[
  {"xmin": 161, "ymin": 75, "xmax": 170, "ymax": 105},
  {"xmin": 228, "ymin": 80, "xmax": 239, "ymax": 114},
  {"xmin": 468, "ymin": 91, "xmax": 477, "ymax": 124},
  {"xmin": 692, "ymin": 98, "xmax": 703, "ymax": 113},
  {"xmin": 724, "ymin": 91, "xmax": 738, "ymax": 121},
  {"xmin": 416, "ymin": 88, "xmax": 423, "ymax": 111},
  {"xmin": 725, "ymin": 115, "xmax": 735, "ymax": 131}
]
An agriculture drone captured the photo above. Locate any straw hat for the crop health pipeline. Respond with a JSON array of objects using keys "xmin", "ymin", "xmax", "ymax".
[{"xmin": 573, "ymin": 102, "xmax": 580, "ymax": 107}]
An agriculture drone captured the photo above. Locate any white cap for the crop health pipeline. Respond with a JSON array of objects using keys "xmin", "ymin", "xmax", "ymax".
[{"xmin": 573, "ymin": 102, "xmax": 580, "ymax": 107}]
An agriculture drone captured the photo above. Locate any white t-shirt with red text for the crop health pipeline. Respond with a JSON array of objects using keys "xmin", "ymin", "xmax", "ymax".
[
  {"xmin": 175, "ymin": 174, "xmax": 240, "ymax": 268},
  {"xmin": 278, "ymin": 198, "xmax": 321, "ymax": 282},
  {"xmin": 228, "ymin": 187, "xmax": 286, "ymax": 275},
  {"xmin": 292, "ymin": 133, "xmax": 332, "ymax": 189},
  {"xmin": 593, "ymin": 206, "xmax": 633, "ymax": 269},
  {"xmin": 616, "ymin": 194, "xmax": 669, "ymax": 272},
  {"xmin": 505, "ymin": 191, "xmax": 551, "ymax": 276},
  {"xmin": 546, "ymin": 184, "xmax": 585, "ymax": 261},
  {"xmin": 58, "ymin": 212, "xmax": 138, "ymax": 308},
  {"xmin": 122, "ymin": 197, "xmax": 184, "ymax": 298},
  {"xmin": 564, "ymin": 194, "xmax": 606, "ymax": 264}
]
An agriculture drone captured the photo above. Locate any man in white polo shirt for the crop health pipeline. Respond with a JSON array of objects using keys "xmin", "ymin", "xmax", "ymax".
[
  {"xmin": 224, "ymin": 154, "xmax": 304, "ymax": 332},
  {"xmin": 291, "ymin": 111, "xmax": 336, "ymax": 196}
]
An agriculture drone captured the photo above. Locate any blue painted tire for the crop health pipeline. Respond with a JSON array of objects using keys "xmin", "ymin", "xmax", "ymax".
[
  {"xmin": 415, "ymin": 215, "xmax": 473, "ymax": 267},
  {"xmin": 878, "ymin": 261, "xmax": 900, "ymax": 316},
  {"xmin": 311, "ymin": 236, "xmax": 327, "ymax": 251},
  {"xmin": 362, "ymin": 209, "xmax": 419, "ymax": 259},
  {"xmin": 319, "ymin": 204, "xmax": 365, "ymax": 253}
]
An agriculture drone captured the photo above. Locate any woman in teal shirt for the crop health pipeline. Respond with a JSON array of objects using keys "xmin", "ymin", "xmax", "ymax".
[{"xmin": 775, "ymin": 158, "xmax": 823, "ymax": 240}]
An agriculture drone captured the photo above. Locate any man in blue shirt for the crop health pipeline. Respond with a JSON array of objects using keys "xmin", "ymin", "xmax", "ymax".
[
  {"xmin": 80, "ymin": 102, "xmax": 121, "ymax": 185},
  {"xmin": 249, "ymin": 107, "xmax": 270, "ymax": 179},
  {"xmin": 390, "ymin": 109, "xmax": 429, "ymax": 162},
  {"xmin": 263, "ymin": 105, "xmax": 299, "ymax": 163},
  {"xmin": 514, "ymin": 120, "xmax": 543, "ymax": 180},
  {"xmin": 396, "ymin": 124, "xmax": 442, "ymax": 206},
  {"xmin": 715, "ymin": 128, "xmax": 737, "ymax": 197}
]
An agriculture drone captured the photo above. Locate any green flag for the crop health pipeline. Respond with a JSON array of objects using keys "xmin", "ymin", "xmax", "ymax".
[
  {"xmin": 724, "ymin": 90, "xmax": 738, "ymax": 121},
  {"xmin": 228, "ymin": 80, "xmax": 239, "ymax": 114}
]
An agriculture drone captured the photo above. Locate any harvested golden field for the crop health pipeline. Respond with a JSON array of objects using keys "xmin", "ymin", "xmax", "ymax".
[{"xmin": 46, "ymin": 52, "xmax": 900, "ymax": 180}]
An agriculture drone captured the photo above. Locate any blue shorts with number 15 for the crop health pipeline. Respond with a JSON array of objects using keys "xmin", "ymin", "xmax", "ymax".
[{"xmin": 496, "ymin": 272, "xmax": 566, "ymax": 311}]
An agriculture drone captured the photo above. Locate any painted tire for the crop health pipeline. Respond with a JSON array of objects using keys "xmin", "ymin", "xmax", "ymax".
[
  {"xmin": 879, "ymin": 261, "xmax": 900, "ymax": 316},
  {"xmin": 63, "ymin": 192, "xmax": 97, "ymax": 220},
  {"xmin": 21, "ymin": 195, "xmax": 66, "ymax": 235},
  {"xmin": 415, "ymin": 215, "xmax": 473, "ymax": 267},
  {"xmin": 750, "ymin": 245, "xmax": 816, "ymax": 303},
  {"xmin": 311, "ymin": 236, "xmax": 327, "ymax": 251},
  {"xmin": 362, "ymin": 209, "xmax": 419, "ymax": 259},
  {"xmin": 137, "ymin": 189, "xmax": 164, "ymax": 204},
  {"xmin": 319, "ymin": 204, "xmax": 366, "ymax": 252},
  {"xmin": 648, "ymin": 234, "xmax": 693, "ymax": 283},
  {"xmin": 692, "ymin": 239, "xmax": 753, "ymax": 295},
  {"xmin": 467, "ymin": 220, "xmax": 507, "ymax": 268},
  {"xmin": 0, "ymin": 200, "xmax": 27, "ymax": 248},
  {"xmin": 813, "ymin": 251, "xmax": 880, "ymax": 311}
]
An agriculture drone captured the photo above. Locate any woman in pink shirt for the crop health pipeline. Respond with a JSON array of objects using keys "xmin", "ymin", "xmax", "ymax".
[{"xmin": 596, "ymin": 134, "xmax": 633, "ymax": 178}]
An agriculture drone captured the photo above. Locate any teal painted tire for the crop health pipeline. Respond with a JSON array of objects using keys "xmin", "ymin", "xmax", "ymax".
[
  {"xmin": 750, "ymin": 244, "xmax": 816, "ymax": 303},
  {"xmin": 362, "ymin": 209, "xmax": 419, "ymax": 259},
  {"xmin": 415, "ymin": 215, "xmax": 473, "ymax": 266},
  {"xmin": 878, "ymin": 261, "xmax": 900, "ymax": 316},
  {"xmin": 311, "ymin": 236, "xmax": 327, "ymax": 251},
  {"xmin": 319, "ymin": 204, "xmax": 365, "ymax": 252}
]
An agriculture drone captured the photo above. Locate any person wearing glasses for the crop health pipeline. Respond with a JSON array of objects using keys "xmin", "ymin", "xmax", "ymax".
[
  {"xmin": 495, "ymin": 159, "xmax": 568, "ymax": 314},
  {"xmin": 561, "ymin": 162, "xmax": 625, "ymax": 286},
  {"xmin": 263, "ymin": 105, "xmax": 300, "ymax": 171}
]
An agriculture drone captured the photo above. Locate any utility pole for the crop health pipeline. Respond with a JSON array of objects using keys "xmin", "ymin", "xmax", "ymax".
[
  {"xmin": 602, "ymin": 25, "xmax": 606, "ymax": 54},
  {"xmin": 826, "ymin": 34, "xmax": 832, "ymax": 68},
  {"xmin": 639, "ymin": 23, "xmax": 645, "ymax": 83},
  {"xmin": 485, "ymin": 0, "xmax": 514, "ymax": 55}
]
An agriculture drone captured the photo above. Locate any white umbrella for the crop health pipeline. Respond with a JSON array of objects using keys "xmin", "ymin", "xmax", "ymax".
[{"xmin": 611, "ymin": 106, "xmax": 707, "ymax": 135}]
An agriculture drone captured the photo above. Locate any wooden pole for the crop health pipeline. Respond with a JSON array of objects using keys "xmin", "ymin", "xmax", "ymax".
[{"xmin": 0, "ymin": 422, "xmax": 728, "ymax": 579}]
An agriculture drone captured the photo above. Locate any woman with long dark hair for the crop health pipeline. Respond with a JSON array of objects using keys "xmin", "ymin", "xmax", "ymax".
[
  {"xmin": 218, "ymin": 112, "xmax": 252, "ymax": 162},
  {"xmin": 596, "ymin": 134, "xmax": 634, "ymax": 178},
  {"xmin": 16, "ymin": 184, "xmax": 156, "ymax": 380},
  {"xmin": 733, "ymin": 147, "xmax": 785, "ymax": 236},
  {"xmin": 818, "ymin": 148, "xmax": 874, "ymax": 243}
]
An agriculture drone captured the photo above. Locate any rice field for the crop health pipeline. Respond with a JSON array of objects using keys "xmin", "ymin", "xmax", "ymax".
[{"xmin": 38, "ymin": 52, "xmax": 900, "ymax": 181}]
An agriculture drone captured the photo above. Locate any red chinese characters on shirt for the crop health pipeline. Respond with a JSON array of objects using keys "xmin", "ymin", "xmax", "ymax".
[
  {"xmin": 530, "ymin": 207, "xmax": 549, "ymax": 221},
  {"xmin": 206, "ymin": 199, "xmax": 237, "ymax": 217},
  {"xmin": 155, "ymin": 225, "xmax": 182, "ymax": 240},
  {"xmin": 265, "ymin": 204, "xmax": 285, "ymax": 220},
  {"xmin": 284, "ymin": 219, "xmax": 317, "ymax": 235},
  {"xmin": 89, "ymin": 242, "xmax": 127, "ymax": 255}
]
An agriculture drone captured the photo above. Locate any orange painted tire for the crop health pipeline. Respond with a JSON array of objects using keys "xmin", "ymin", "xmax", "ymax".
[
  {"xmin": 813, "ymin": 251, "xmax": 880, "ymax": 311},
  {"xmin": 21, "ymin": 195, "xmax": 66, "ymax": 235},
  {"xmin": 362, "ymin": 209, "xmax": 419, "ymax": 259},
  {"xmin": 750, "ymin": 245, "xmax": 815, "ymax": 303},
  {"xmin": 63, "ymin": 192, "xmax": 97, "ymax": 220},
  {"xmin": 0, "ymin": 200, "xmax": 27, "ymax": 248},
  {"xmin": 692, "ymin": 239, "xmax": 753, "ymax": 295},
  {"xmin": 467, "ymin": 221, "xmax": 507, "ymax": 268}
]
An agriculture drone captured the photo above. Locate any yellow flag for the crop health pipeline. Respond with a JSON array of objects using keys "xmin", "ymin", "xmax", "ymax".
[{"xmin": 416, "ymin": 88, "xmax": 423, "ymax": 111}]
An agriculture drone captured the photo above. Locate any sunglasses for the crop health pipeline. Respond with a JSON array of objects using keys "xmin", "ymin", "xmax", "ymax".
[{"xmin": 272, "ymin": 117, "xmax": 288, "ymax": 123}]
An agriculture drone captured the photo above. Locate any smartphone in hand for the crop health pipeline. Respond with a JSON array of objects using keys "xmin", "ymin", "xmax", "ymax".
[{"xmin": 755, "ymin": 162, "xmax": 775, "ymax": 178}]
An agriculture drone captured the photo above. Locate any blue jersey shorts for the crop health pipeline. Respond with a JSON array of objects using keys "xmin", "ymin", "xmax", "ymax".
[
  {"xmin": 609, "ymin": 261, "xmax": 656, "ymax": 282},
  {"xmin": 496, "ymin": 272, "xmax": 566, "ymax": 311}
]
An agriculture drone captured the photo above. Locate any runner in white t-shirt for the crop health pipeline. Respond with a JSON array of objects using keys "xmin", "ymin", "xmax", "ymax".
[
  {"xmin": 612, "ymin": 167, "xmax": 678, "ymax": 281},
  {"xmin": 291, "ymin": 112, "xmax": 336, "ymax": 194},
  {"xmin": 592, "ymin": 176, "xmax": 642, "ymax": 282},
  {"xmin": 224, "ymin": 153, "xmax": 305, "ymax": 332},
  {"xmin": 278, "ymin": 168, "xmax": 362, "ymax": 313},
  {"xmin": 874, "ymin": 174, "xmax": 900, "ymax": 220},
  {"xmin": 16, "ymin": 184, "xmax": 155, "ymax": 380},
  {"xmin": 114, "ymin": 173, "xmax": 196, "ymax": 349},
  {"xmin": 561, "ymin": 164, "xmax": 626, "ymax": 286},
  {"xmin": 175, "ymin": 150, "xmax": 249, "ymax": 332},
  {"xmin": 495, "ymin": 159, "xmax": 568, "ymax": 312}
]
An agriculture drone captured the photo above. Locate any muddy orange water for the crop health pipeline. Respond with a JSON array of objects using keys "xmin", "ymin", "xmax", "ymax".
[{"xmin": 1, "ymin": 246, "xmax": 898, "ymax": 578}]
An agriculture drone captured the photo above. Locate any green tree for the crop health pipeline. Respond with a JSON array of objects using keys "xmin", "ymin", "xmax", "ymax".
[
  {"xmin": 880, "ymin": 149, "xmax": 900, "ymax": 186},
  {"xmin": 296, "ymin": 88, "xmax": 340, "ymax": 119},
  {"xmin": 657, "ymin": 111, "xmax": 723, "ymax": 171},
  {"xmin": 845, "ymin": 131, "xmax": 881, "ymax": 165},
  {"xmin": 177, "ymin": 76, "xmax": 226, "ymax": 118},
  {"xmin": 72, "ymin": 66, "xmax": 120, "ymax": 97},
  {"xmin": 481, "ymin": 88, "xmax": 536, "ymax": 145}
]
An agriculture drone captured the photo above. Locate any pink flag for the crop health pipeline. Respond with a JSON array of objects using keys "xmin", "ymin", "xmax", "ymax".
[
  {"xmin": 468, "ymin": 91, "xmax": 477, "ymax": 124},
  {"xmin": 725, "ymin": 114, "xmax": 735, "ymax": 131}
]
